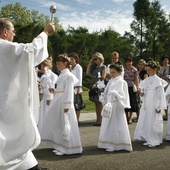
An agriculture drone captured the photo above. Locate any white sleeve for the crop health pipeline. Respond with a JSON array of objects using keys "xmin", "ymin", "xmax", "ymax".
[{"xmin": 63, "ymin": 76, "xmax": 74, "ymax": 109}]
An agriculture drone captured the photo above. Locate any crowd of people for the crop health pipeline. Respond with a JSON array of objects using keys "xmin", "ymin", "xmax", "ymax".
[
  {"xmin": 35, "ymin": 51, "xmax": 170, "ymax": 153},
  {"xmin": 1, "ymin": 17, "xmax": 170, "ymax": 169}
]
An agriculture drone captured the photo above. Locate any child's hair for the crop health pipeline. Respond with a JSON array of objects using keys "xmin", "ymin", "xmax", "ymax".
[
  {"xmin": 41, "ymin": 58, "xmax": 52, "ymax": 69},
  {"xmin": 55, "ymin": 53, "xmax": 70, "ymax": 69},
  {"xmin": 109, "ymin": 63, "xmax": 122, "ymax": 73},
  {"xmin": 68, "ymin": 52, "xmax": 79, "ymax": 63},
  {"xmin": 146, "ymin": 61, "xmax": 160, "ymax": 69}
]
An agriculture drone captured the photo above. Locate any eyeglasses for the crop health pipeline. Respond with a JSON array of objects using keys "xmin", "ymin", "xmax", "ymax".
[
  {"xmin": 93, "ymin": 58, "xmax": 98, "ymax": 61},
  {"xmin": 7, "ymin": 29, "xmax": 16, "ymax": 34}
]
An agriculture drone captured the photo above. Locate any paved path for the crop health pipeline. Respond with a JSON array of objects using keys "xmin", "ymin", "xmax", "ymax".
[{"xmin": 34, "ymin": 112, "xmax": 170, "ymax": 170}]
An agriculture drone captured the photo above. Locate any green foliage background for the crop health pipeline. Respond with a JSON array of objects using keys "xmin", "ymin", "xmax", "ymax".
[{"xmin": 1, "ymin": 1, "xmax": 170, "ymax": 90}]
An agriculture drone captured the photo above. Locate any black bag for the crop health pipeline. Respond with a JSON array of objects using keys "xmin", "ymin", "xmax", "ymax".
[
  {"xmin": 89, "ymin": 88, "xmax": 100, "ymax": 102},
  {"xmin": 74, "ymin": 93, "xmax": 86, "ymax": 111}
]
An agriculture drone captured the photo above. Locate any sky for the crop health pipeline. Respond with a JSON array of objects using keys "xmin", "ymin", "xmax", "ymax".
[{"xmin": 0, "ymin": 0, "xmax": 170, "ymax": 35}]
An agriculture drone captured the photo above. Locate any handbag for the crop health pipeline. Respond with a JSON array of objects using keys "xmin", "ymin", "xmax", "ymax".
[
  {"xmin": 101, "ymin": 102, "xmax": 112, "ymax": 118},
  {"xmin": 89, "ymin": 88, "xmax": 100, "ymax": 102},
  {"xmin": 74, "ymin": 93, "xmax": 86, "ymax": 111},
  {"xmin": 153, "ymin": 114, "xmax": 163, "ymax": 133},
  {"xmin": 133, "ymin": 84, "xmax": 138, "ymax": 92}
]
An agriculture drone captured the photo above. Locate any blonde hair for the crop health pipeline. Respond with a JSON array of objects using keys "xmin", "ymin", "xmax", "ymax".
[
  {"xmin": 41, "ymin": 59, "xmax": 52, "ymax": 69},
  {"xmin": 138, "ymin": 59, "xmax": 146, "ymax": 65},
  {"xmin": 93, "ymin": 52, "xmax": 104, "ymax": 63},
  {"xmin": 111, "ymin": 51, "xmax": 119, "ymax": 59}
]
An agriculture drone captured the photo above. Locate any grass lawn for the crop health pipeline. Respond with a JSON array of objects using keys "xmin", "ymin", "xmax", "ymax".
[{"xmin": 81, "ymin": 90, "xmax": 95, "ymax": 112}]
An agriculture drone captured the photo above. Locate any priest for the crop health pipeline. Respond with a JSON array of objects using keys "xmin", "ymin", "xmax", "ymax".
[{"xmin": 0, "ymin": 18, "xmax": 55, "ymax": 170}]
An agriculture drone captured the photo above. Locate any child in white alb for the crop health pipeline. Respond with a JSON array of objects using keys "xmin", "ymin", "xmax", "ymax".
[
  {"xmin": 134, "ymin": 61, "xmax": 167, "ymax": 147},
  {"xmin": 98, "ymin": 64, "xmax": 132, "ymax": 152}
]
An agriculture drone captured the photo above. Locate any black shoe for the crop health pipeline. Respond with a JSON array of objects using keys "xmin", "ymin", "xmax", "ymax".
[{"xmin": 93, "ymin": 123, "xmax": 101, "ymax": 126}]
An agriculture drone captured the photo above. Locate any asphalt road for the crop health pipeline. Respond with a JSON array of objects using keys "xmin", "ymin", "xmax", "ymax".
[{"xmin": 33, "ymin": 112, "xmax": 170, "ymax": 170}]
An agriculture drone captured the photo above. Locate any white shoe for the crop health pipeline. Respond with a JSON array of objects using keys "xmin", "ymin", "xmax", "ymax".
[
  {"xmin": 106, "ymin": 148, "xmax": 114, "ymax": 152},
  {"xmin": 52, "ymin": 149, "xmax": 58, "ymax": 153},
  {"xmin": 143, "ymin": 142, "xmax": 149, "ymax": 146},
  {"xmin": 148, "ymin": 144, "xmax": 156, "ymax": 148},
  {"xmin": 55, "ymin": 151, "xmax": 64, "ymax": 156}
]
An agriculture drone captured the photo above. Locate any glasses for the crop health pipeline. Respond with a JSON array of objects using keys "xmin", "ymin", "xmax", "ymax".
[
  {"xmin": 6, "ymin": 29, "xmax": 16, "ymax": 34},
  {"xmin": 93, "ymin": 58, "xmax": 98, "ymax": 61}
]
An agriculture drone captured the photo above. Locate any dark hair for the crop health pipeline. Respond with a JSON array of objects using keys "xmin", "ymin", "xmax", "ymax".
[
  {"xmin": 55, "ymin": 53, "xmax": 70, "ymax": 69},
  {"xmin": 125, "ymin": 57, "xmax": 133, "ymax": 62},
  {"xmin": 161, "ymin": 56, "xmax": 169, "ymax": 62},
  {"xmin": 68, "ymin": 52, "xmax": 79, "ymax": 63},
  {"xmin": 109, "ymin": 63, "xmax": 122, "ymax": 73}
]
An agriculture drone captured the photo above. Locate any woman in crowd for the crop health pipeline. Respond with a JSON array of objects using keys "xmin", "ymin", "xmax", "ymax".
[
  {"xmin": 136, "ymin": 59, "xmax": 148, "ymax": 113},
  {"xmin": 124, "ymin": 57, "xmax": 139, "ymax": 124},
  {"xmin": 37, "ymin": 58, "xmax": 58, "ymax": 133},
  {"xmin": 105, "ymin": 51, "xmax": 124, "ymax": 83},
  {"xmin": 86, "ymin": 52, "xmax": 106, "ymax": 126},
  {"xmin": 165, "ymin": 83, "xmax": 170, "ymax": 141},
  {"xmin": 69, "ymin": 52, "xmax": 83, "ymax": 124},
  {"xmin": 134, "ymin": 61, "xmax": 167, "ymax": 147},
  {"xmin": 98, "ymin": 64, "xmax": 132, "ymax": 152},
  {"xmin": 40, "ymin": 54, "xmax": 83, "ymax": 156},
  {"xmin": 137, "ymin": 59, "xmax": 148, "ymax": 81},
  {"xmin": 158, "ymin": 56, "xmax": 170, "ymax": 82},
  {"xmin": 158, "ymin": 56, "xmax": 170, "ymax": 120}
]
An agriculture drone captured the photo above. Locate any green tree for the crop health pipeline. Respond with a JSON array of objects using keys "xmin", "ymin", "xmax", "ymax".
[
  {"xmin": 145, "ymin": 0, "xmax": 170, "ymax": 60},
  {"xmin": 132, "ymin": 0, "xmax": 170, "ymax": 61},
  {"xmin": 132, "ymin": 0, "xmax": 150, "ymax": 59},
  {"xmin": 0, "ymin": 2, "xmax": 62, "ymax": 54}
]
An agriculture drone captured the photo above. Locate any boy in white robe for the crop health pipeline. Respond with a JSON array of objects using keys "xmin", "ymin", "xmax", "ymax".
[
  {"xmin": 0, "ymin": 18, "xmax": 55, "ymax": 169},
  {"xmin": 98, "ymin": 64, "xmax": 132, "ymax": 152},
  {"xmin": 134, "ymin": 61, "xmax": 167, "ymax": 147}
]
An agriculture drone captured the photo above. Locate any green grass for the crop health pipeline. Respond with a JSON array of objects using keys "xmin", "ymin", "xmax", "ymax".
[{"xmin": 81, "ymin": 90, "xmax": 95, "ymax": 112}]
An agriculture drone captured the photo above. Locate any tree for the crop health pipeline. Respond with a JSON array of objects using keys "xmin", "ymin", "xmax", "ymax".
[
  {"xmin": 131, "ymin": 0, "xmax": 170, "ymax": 61},
  {"xmin": 145, "ymin": 0, "xmax": 170, "ymax": 60},
  {"xmin": 132, "ymin": 0, "xmax": 150, "ymax": 58},
  {"xmin": 0, "ymin": 2, "xmax": 62, "ymax": 54}
]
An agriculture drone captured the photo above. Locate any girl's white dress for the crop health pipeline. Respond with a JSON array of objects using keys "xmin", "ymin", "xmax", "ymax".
[
  {"xmin": 134, "ymin": 75, "xmax": 167, "ymax": 146},
  {"xmin": 40, "ymin": 68, "xmax": 83, "ymax": 154},
  {"xmin": 165, "ymin": 84, "xmax": 170, "ymax": 141},
  {"xmin": 38, "ymin": 69, "xmax": 58, "ymax": 133},
  {"xmin": 98, "ymin": 76, "xmax": 133, "ymax": 151}
]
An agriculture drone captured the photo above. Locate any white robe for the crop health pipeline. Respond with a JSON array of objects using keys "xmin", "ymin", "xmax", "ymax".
[
  {"xmin": 134, "ymin": 75, "xmax": 167, "ymax": 146},
  {"xmin": 165, "ymin": 84, "xmax": 170, "ymax": 140},
  {"xmin": 38, "ymin": 69, "xmax": 58, "ymax": 133},
  {"xmin": 40, "ymin": 68, "xmax": 83, "ymax": 154},
  {"xmin": 0, "ymin": 32, "xmax": 48, "ymax": 168},
  {"xmin": 98, "ymin": 76, "xmax": 133, "ymax": 151}
]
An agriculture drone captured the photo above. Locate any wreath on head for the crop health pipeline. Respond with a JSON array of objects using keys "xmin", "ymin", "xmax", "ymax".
[{"xmin": 145, "ymin": 61, "xmax": 160, "ymax": 69}]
